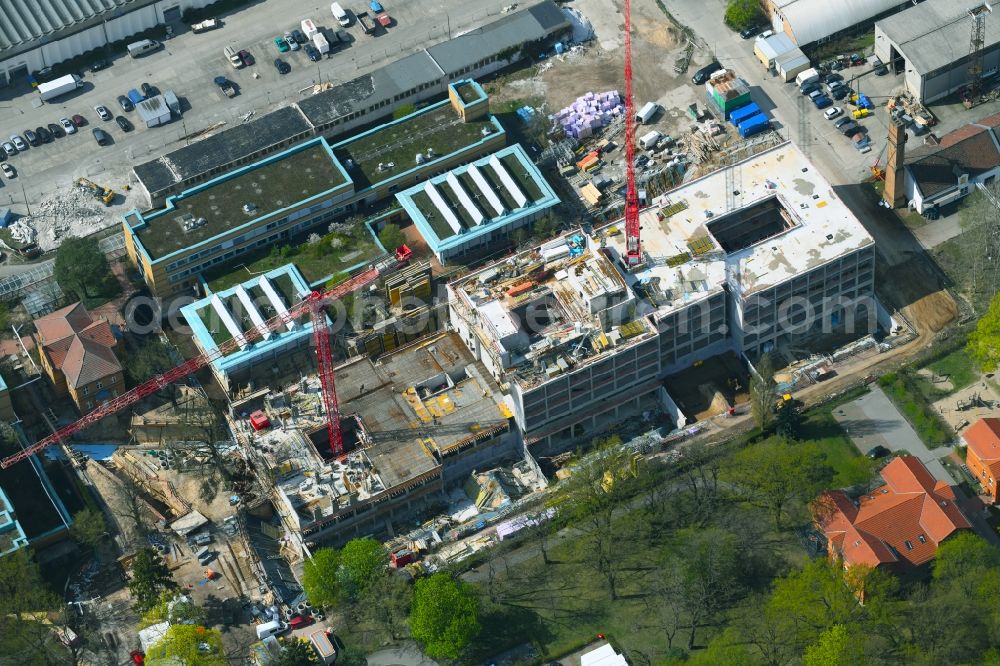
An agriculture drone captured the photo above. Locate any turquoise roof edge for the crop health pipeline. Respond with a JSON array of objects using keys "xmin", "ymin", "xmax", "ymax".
[
  {"xmin": 0, "ymin": 485, "xmax": 29, "ymax": 556},
  {"xmin": 180, "ymin": 264, "xmax": 321, "ymax": 375},
  {"xmin": 396, "ymin": 144, "xmax": 560, "ymax": 253}
]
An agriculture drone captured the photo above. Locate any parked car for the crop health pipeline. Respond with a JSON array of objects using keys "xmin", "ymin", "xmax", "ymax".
[
  {"xmin": 239, "ymin": 49, "xmax": 255, "ymax": 66},
  {"xmin": 825, "ymin": 72, "xmax": 844, "ymax": 84},
  {"xmin": 874, "ymin": 61, "xmax": 888, "ymax": 76},
  {"xmin": 692, "ymin": 61, "xmax": 722, "ymax": 85},
  {"xmin": 291, "ymin": 29, "xmax": 306, "ymax": 44},
  {"xmin": 2, "ymin": 142, "xmax": 16, "ymax": 157},
  {"xmin": 833, "ymin": 116, "xmax": 851, "ymax": 129},
  {"xmin": 95, "ymin": 104, "xmax": 113, "ymax": 121},
  {"xmin": 867, "ymin": 445, "xmax": 890, "ymax": 459},
  {"xmin": 71, "ymin": 114, "xmax": 86, "ymax": 127},
  {"xmin": 274, "ymin": 36, "xmax": 289, "ymax": 52},
  {"xmin": 284, "ymin": 31, "xmax": 300, "ymax": 50},
  {"xmin": 92, "ymin": 128, "xmax": 111, "ymax": 145},
  {"xmin": 23, "ymin": 130, "xmax": 39, "ymax": 147},
  {"xmin": 813, "ymin": 95, "xmax": 833, "ymax": 109},
  {"xmin": 47, "ymin": 122, "xmax": 65, "ymax": 138},
  {"xmin": 839, "ymin": 121, "xmax": 859, "ymax": 136},
  {"xmin": 117, "ymin": 95, "xmax": 134, "ymax": 112},
  {"xmin": 89, "ymin": 59, "xmax": 110, "ymax": 73},
  {"xmin": 830, "ymin": 86, "xmax": 850, "ymax": 101},
  {"xmin": 10, "ymin": 135, "xmax": 28, "ymax": 151},
  {"xmin": 116, "ymin": 115, "xmax": 133, "ymax": 131},
  {"xmin": 799, "ymin": 81, "xmax": 821, "ymax": 96},
  {"xmin": 273, "ymin": 58, "xmax": 291, "ymax": 74},
  {"xmin": 739, "ymin": 24, "xmax": 762, "ymax": 39},
  {"xmin": 1, "ymin": 164, "xmax": 16, "ymax": 179},
  {"xmin": 823, "ymin": 106, "xmax": 843, "ymax": 120},
  {"xmin": 141, "ymin": 82, "xmax": 155, "ymax": 98},
  {"xmin": 304, "ymin": 44, "xmax": 320, "ymax": 61},
  {"xmin": 35, "ymin": 126, "xmax": 53, "ymax": 143}
]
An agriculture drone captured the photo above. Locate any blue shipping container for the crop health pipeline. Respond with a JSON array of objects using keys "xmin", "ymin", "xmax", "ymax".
[
  {"xmin": 729, "ymin": 102, "xmax": 761, "ymax": 126},
  {"xmin": 738, "ymin": 114, "xmax": 770, "ymax": 138}
]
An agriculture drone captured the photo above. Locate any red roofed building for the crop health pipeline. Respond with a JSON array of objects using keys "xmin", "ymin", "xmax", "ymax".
[
  {"xmin": 35, "ymin": 303, "xmax": 124, "ymax": 412},
  {"xmin": 963, "ymin": 418, "xmax": 1000, "ymax": 504},
  {"xmin": 814, "ymin": 456, "xmax": 971, "ymax": 570}
]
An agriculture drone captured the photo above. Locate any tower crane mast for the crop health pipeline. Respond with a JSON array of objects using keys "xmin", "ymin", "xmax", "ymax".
[
  {"xmin": 1, "ymin": 260, "xmax": 404, "ymax": 469},
  {"xmin": 623, "ymin": 0, "xmax": 642, "ymax": 266}
]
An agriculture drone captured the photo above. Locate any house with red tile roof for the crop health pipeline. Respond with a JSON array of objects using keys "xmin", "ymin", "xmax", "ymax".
[
  {"xmin": 34, "ymin": 303, "xmax": 124, "ymax": 413},
  {"xmin": 814, "ymin": 456, "xmax": 971, "ymax": 570},
  {"xmin": 903, "ymin": 112, "xmax": 1000, "ymax": 214},
  {"xmin": 963, "ymin": 418, "xmax": 1000, "ymax": 504}
]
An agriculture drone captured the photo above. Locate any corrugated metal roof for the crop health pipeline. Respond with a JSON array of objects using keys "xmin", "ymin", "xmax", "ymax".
[
  {"xmin": 774, "ymin": 0, "xmax": 905, "ymax": 46},
  {"xmin": 0, "ymin": 0, "xmax": 136, "ymax": 51},
  {"xmin": 877, "ymin": 0, "xmax": 1000, "ymax": 76}
]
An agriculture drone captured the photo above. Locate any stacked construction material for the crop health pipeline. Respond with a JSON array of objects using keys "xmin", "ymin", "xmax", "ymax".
[{"xmin": 553, "ymin": 90, "xmax": 624, "ymax": 140}]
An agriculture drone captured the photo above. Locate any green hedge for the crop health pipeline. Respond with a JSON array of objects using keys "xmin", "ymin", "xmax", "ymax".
[{"xmin": 878, "ymin": 371, "xmax": 952, "ymax": 447}]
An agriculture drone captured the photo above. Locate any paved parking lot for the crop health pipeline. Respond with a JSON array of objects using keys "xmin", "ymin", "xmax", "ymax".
[
  {"xmin": 0, "ymin": 0, "xmax": 518, "ymax": 207},
  {"xmin": 833, "ymin": 387, "xmax": 955, "ymax": 484}
]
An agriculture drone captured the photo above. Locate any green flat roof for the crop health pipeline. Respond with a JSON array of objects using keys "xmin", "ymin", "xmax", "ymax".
[
  {"xmin": 135, "ymin": 143, "xmax": 350, "ymax": 260},
  {"xmin": 334, "ymin": 104, "xmax": 499, "ymax": 190}
]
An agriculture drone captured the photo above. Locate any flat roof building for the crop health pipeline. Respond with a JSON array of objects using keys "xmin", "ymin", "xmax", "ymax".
[
  {"xmin": 131, "ymin": 1, "xmax": 570, "ymax": 206},
  {"xmin": 450, "ymin": 142, "xmax": 877, "ymax": 452},
  {"xmin": 0, "ymin": 486, "xmax": 29, "ymax": 557},
  {"xmin": 397, "ymin": 144, "xmax": 560, "ymax": 262},
  {"xmin": 123, "ymin": 84, "xmax": 506, "ymax": 296},
  {"xmin": 875, "ymin": 0, "xmax": 1000, "ymax": 103},
  {"xmin": 179, "ymin": 264, "xmax": 317, "ymax": 393}
]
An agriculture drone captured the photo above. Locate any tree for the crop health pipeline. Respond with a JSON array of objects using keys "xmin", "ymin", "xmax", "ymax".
[
  {"xmin": 302, "ymin": 548, "xmax": 342, "ymax": 608},
  {"xmin": 724, "ymin": 0, "xmax": 763, "ymax": 30},
  {"xmin": 140, "ymin": 591, "xmax": 206, "ymax": 628},
  {"xmin": 128, "ymin": 548, "xmax": 177, "ymax": 613},
  {"xmin": 377, "ymin": 224, "xmax": 406, "ymax": 252},
  {"xmin": 358, "ymin": 569, "xmax": 412, "ymax": 639},
  {"xmin": 276, "ymin": 637, "xmax": 320, "ymax": 665},
  {"xmin": 723, "ymin": 437, "xmax": 834, "ymax": 528},
  {"xmin": 146, "ymin": 624, "xmax": 225, "ymax": 666},
  {"xmin": 53, "ymin": 236, "xmax": 116, "ymax": 301},
  {"xmin": 69, "ymin": 507, "xmax": 107, "ymax": 548},
  {"xmin": 775, "ymin": 397, "xmax": 803, "ymax": 439},
  {"xmin": 0, "ymin": 550, "xmax": 65, "ymax": 665},
  {"xmin": 933, "ymin": 532, "xmax": 1000, "ymax": 591},
  {"xmin": 750, "ymin": 353, "xmax": 777, "ymax": 431},
  {"xmin": 121, "ymin": 337, "xmax": 177, "ymax": 386},
  {"xmin": 340, "ymin": 538, "xmax": 389, "ymax": 596},
  {"xmin": 410, "ymin": 572, "xmax": 480, "ymax": 659},
  {"xmin": 968, "ymin": 292, "xmax": 1000, "ymax": 371},
  {"xmin": 804, "ymin": 624, "xmax": 865, "ymax": 666}
]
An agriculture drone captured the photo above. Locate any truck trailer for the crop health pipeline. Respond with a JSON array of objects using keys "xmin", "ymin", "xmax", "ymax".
[
  {"xmin": 313, "ymin": 33, "xmax": 330, "ymax": 54},
  {"xmin": 37, "ymin": 74, "xmax": 82, "ymax": 102},
  {"xmin": 301, "ymin": 18, "xmax": 319, "ymax": 39},
  {"xmin": 356, "ymin": 11, "xmax": 375, "ymax": 34},
  {"xmin": 728, "ymin": 102, "xmax": 761, "ymax": 126}
]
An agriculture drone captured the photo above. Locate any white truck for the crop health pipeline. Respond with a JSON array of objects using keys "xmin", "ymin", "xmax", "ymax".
[
  {"xmin": 301, "ymin": 19, "xmax": 319, "ymax": 39},
  {"xmin": 313, "ymin": 32, "xmax": 330, "ymax": 55},
  {"xmin": 191, "ymin": 18, "xmax": 221, "ymax": 33},
  {"xmin": 795, "ymin": 67, "xmax": 820, "ymax": 87},
  {"xmin": 331, "ymin": 2, "xmax": 350, "ymax": 26},
  {"xmin": 37, "ymin": 74, "xmax": 82, "ymax": 101},
  {"xmin": 635, "ymin": 101, "xmax": 659, "ymax": 124}
]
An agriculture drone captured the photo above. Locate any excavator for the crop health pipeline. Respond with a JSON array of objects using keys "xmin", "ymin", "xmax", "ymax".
[{"xmin": 75, "ymin": 177, "xmax": 115, "ymax": 206}]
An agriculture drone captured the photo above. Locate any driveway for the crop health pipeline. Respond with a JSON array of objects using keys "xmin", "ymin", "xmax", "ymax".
[
  {"xmin": 367, "ymin": 641, "xmax": 438, "ymax": 666},
  {"xmin": 833, "ymin": 387, "xmax": 955, "ymax": 483}
]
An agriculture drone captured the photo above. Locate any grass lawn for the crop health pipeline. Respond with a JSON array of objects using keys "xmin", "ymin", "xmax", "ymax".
[
  {"xmin": 922, "ymin": 347, "xmax": 977, "ymax": 394},
  {"xmin": 799, "ymin": 411, "xmax": 873, "ymax": 488}
]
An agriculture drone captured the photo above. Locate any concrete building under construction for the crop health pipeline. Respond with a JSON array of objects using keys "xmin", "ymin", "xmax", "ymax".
[{"xmin": 449, "ymin": 142, "xmax": 877, "ymax": 452}]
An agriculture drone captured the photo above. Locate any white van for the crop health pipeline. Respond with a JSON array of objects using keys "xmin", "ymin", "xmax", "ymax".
[
  {"xmin": 795, "ymin": 67, "xmax": 820, "ymax": 87},
  {"xmin": 639, "ymin": 130, "xmax": 662, "ymax": 150},
  {"xmin": 255, "ymin": 620, "xmax": 287, "ymax": 640},
  {"xmin": 635, "ymin": 101, "xmax": 659, "ymax": 125},
  {"xmin": 331, "ymin": 2, "xmax": 350, "ymax": 26},
  {"xmin": 127, "ymin": 39, "xmax": 161, "ymax": 58},
  {"xmin": 223, "ymin": 46, "xmax": 242, "ymax": 68}
]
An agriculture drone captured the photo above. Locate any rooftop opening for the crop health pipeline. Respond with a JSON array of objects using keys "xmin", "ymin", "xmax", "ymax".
[
  {"xmin": 706, "ymin": 195, "xmax": 798, "ymax": 253},
  {"xmin": 307, "ymin": 417, "xmax": 363, "ymax": 462}
]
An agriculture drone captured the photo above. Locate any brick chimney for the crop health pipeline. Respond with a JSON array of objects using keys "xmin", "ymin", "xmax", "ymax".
[{"xmin": 883, "ymin": 119, "xmax": 907, "ymax": 209}]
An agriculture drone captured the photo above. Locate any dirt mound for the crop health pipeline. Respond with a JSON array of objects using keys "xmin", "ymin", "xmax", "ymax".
[
  {"xmin": 903, "ymin": 290, "xmax": 958, "ymax": 334},
  {"xmin": 634, "ymin": 18, "xmax": 678, "ymax": 49}
]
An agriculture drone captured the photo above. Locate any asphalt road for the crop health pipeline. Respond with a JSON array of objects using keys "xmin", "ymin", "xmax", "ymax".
[{"xmin": 0, "ymin": 0, "xmax": 520, "ymax": 207}]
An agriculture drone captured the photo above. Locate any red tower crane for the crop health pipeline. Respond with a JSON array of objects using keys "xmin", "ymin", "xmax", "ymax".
[
  {"xmin": 0, "ymin": 257, "xmax": 406, "ymax": 469},
  {"xmin": 622, "ymin": 0, "xmax": 642, "ymax": 267}
]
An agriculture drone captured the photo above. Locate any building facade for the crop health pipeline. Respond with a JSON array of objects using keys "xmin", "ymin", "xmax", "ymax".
[{"xmin": 963, "ymin": 417, "xmax": 1000, "ymax": 504}]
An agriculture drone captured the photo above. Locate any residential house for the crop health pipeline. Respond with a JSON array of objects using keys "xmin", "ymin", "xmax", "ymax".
[
  {"xmin": 35, "ymin": 303, "xmax": 124, "ymax": 412},
  {"xmin": 814, "ymin": 456, "xmax": 971, "ymax": 570},
  {"xmin": 963, "ymin": 417, "xmax": 1000, "ymax": 504}
]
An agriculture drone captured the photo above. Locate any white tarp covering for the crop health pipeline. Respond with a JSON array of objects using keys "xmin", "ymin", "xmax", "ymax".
[
  {"xmin": 424, "ymin": 182, "xmax": 462, "ymax": 235},
  {"xmin": 468, "ymin": 164, "xmax": 506, "ymax": 216},
  {"xmin": 170, "ymin": 510, "xmax": 209, "ymax": 536},
  {"xmin": 446, "ymin": 172, "xmax": 484, "ymax": 226},
  {"xmin": 489, "ymin": 155, "xmax": 527, "ymax": 208}
]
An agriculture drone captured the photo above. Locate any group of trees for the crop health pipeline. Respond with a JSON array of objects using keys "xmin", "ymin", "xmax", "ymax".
[
  {"xmin": 301, "ymin": 537, "xmax": 481, "ymax": 659},
  {"xmin": 723, "ymin": 0, "xmax": 764, "ymax": 30},
  {"xmin": 53, "ymin": 236, "xmax": 120, "ymax": 303}
]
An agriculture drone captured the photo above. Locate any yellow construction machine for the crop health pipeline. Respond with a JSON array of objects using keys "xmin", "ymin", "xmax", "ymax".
[{"xmin": 75, "ymin": 178, "xmax": 114, "ymax": 206}]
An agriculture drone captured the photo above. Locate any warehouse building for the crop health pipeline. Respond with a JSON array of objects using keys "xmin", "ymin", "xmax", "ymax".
[
  {"xmin": 124, "ymin": 83, "xmax": 506, "ymax": 296},
  {"xmin": 450, "ymin": 142, "xmax": 877, "ymax": 452},
  {"xmin": 397, "ymin": 144, "xmax": 560, "ymax": 262},
  {"xmin": 764, "ymin": 0, "xmax": 916, "ymax": 48},
  {"xmin": 875, "ymin": 0, "xmax": 1000, "ymax": 103},
  {"xmin": 132, "ymin": 1, "xmax": 571, "ymax": 206},
  {"xmin": 0, "ymin": 0, "xmax": 214, "ymax": 87}
]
